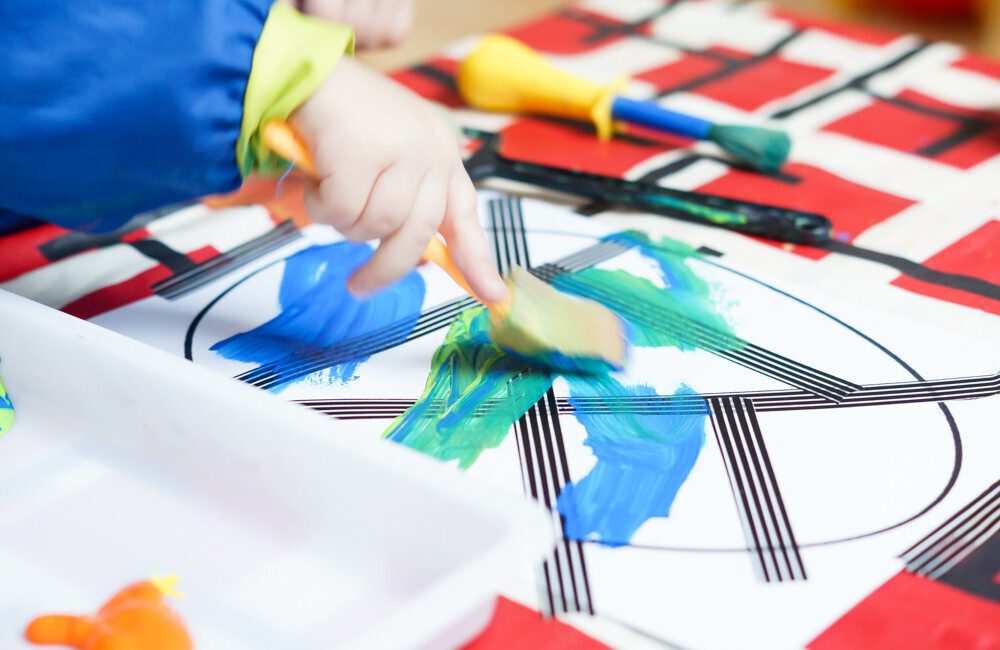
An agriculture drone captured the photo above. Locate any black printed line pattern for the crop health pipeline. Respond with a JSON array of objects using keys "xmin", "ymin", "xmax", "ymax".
[
  {"xmin": 297, "ymin": 373, "xmax": 1000, "ymax": 418},
  {"xmin": 900, "ymin": 478, "xmax": 1000, "ymax": 581},
  {"xmin": 515, "ymin": 392, "xmax": 595, "ymax": 616},
  {"xmin": 531, "ymin": 261, "xmax": 861, "ymax": 403},
  {"xmin": 154, "ymin": 219, "xmax": 302, "ymax": 300},
  {"xmin": 561, "ymin": 3, "xmax": 989, "ymax": 160},
  {"xmin": 490, "ymin": 195, "xmax": 595, "ymax": 616},
  {"xmin": 709, "ymin": 397, "xmax": 806, "ymax": 582},
  {"xmin": 235, "ymin": 231, "xmax": 623, "ymax": 391},
  {"xmin": 299, "ymin": 371, "xmax": 999, "ymax": 583}
]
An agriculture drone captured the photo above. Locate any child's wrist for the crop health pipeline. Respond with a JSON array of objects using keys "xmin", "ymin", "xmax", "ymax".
[{"xmin": 237, "ymin": 2, "xmax": 354, "ymax": 178}]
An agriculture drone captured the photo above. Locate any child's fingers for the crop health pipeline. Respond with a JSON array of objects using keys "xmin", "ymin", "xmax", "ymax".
[
  {"xmin": 368, "ymin": 0, "xmax": 393, "ymax": 48},
  {"xmin": 373, "ymin": 0, "xmax": 412, "ymax": 47},
  {"xmin": 347, "ymin": 173, "xmax": 446, "ymax": 296},
  {"xmin": 339, "ymin": 164, "xmax": 420, "ymax": 242},
  {"xmin": 387, "ymin": 0, "xmax": 414, "ymax": 45},
  {"xmin": 439, "ymin": 169, "xmax": 508, "ymax": 305},
  {"xmin": 344, "ymin": 1, "xmax": 373, "ymax": 46},
  {"xmin": 303, "ymin": 165, "xmax": 378, "ymax": 234}
]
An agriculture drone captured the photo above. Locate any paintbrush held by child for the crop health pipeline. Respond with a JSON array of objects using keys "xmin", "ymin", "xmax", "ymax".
[{"xmin": 0, "ymin": 0, "xmax": 508, "ymax": 304}]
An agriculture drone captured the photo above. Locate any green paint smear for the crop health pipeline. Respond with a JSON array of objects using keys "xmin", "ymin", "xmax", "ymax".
[
  {"xmin": 642, "ymin": 193, "xmax": 748, "ymax": 226},
  {"xmin": 554, "ymin": 231, "xmax": 744, "ymax": 352},
  {"xmin": 383, "ymin": 307, "xmax": 553, "ymax": 468},
  {"xmin": 387, "ymin": 230, "xmax": 742, "ymax": 467},
  {"xmin": 0, "ymin": 373, "xmax": 13, "ymax": 437}
]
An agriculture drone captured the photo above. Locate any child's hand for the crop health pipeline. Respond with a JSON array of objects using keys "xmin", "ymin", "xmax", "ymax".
[
  {"xmin": 290, "ymin": 58, "xmax": 508, "ymax": 303},
  {"xmin": 297, "ymin": 0, "xmax": 413, "ymax": 50}
]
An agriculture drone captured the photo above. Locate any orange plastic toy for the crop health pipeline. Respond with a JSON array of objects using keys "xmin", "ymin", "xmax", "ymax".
[{"xmin": 25, "ymin": 580, "xmax": 192, "ymax": 650}]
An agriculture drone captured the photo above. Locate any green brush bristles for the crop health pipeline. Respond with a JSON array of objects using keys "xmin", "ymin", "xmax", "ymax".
[{"xmin": 708, "ymin": 124, "xmax": 791, "ymax": 172}]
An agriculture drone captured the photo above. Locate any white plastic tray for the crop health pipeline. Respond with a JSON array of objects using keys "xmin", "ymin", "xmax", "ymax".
[{"xmin": 0, "ymin": 289, "xmax": 551, "ymax": 649}]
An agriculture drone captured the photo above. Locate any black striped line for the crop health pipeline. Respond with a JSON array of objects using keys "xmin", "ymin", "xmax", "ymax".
[
  {"xmin": 709, "ymin": 397, "xmax": 806, "ymax": 582},
  {"xmin": 770, "ymin": 44, "xmax": 929, "ymax": 120},
  {"xmin": 516, "ymin": 391, "xmax": 594, "ymax": 616},
  {"xmin": 491, "ymin": 195, "xmax": 561, "ymax": 616},
  {"xmin": 296, "ymin": 372, "xmax": 1000, "ymax": 418},
  {"xmin": 154, "ymin": 220, "xmax": 301, "ymax": 299},
  {"xmin": 753, "ymin": 373, "xmax": 1000, "ymax": 411},
  {"xmin": 239, "ymin": 233, "xmax": 626, "ymax": 390},
  {"xmin": 490, "ymin": 195, "xmax": 595, "ymax": 616},
  {"xmin": 534, "ymin": 264, "xmax": 860, "ymax": 402},
  {"xmin": 901, "ymin": 479, "xmax": 1000, "ymax": 580},
  {"xmin": 238, "ymin": 296, "xmax": 477, "ymax": 390}
]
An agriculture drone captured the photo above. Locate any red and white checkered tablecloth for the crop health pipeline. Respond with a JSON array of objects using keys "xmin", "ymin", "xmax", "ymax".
[{"xmin": 2, "ymin": 1, "xmax": 998, "ymax": 647}]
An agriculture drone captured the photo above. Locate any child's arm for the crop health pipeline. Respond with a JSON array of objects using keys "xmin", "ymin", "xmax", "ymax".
[
  {"xmin": 0, "ymin": 0, "xmax": 282, "ymax": 232},
  {"xmin": 0, "ymin": 0, "xmax": 503, "ymax": 301}
]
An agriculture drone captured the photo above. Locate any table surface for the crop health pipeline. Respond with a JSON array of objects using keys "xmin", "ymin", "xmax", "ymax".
[{"xmin": 359, "ymin": 0, "xmax": 987, "ymax": 71}]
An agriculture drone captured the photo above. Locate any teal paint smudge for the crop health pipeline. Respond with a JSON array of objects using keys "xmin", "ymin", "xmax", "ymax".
[
  {"xmin": 212, "ymin": 242, "xmax": 426, "ymax": 393},
  {"xmin": 384, "ymin": 308, "xmax": 553, "ymax": 468},
  {"xmin": 554, "ymin": 231, "xmax": 743, "ymax": 352},
  {"xmin": 0, "ymin": 371, "xmax": 13, "ymax": 436},
  {"xmin": 558, "ymin": 378, "xmax": 707, "ymax": 546}
]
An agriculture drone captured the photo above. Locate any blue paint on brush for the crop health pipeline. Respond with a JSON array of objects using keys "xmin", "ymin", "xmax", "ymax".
[
  {"xmin": 557, "ymin": 377, "xmax": 708, "ymax": 546},
  {"xmin": 212, "ymin": 242, "xmax": 426, "ymax": 392}
]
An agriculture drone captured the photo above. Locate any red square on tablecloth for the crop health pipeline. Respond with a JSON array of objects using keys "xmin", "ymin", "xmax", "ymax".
[
  {"xmin": 692, "ymin": 56, "xmax": 835, "ymax": 111},
  {"xmin": 891, "ymin": 219, "xmax": 1000, "ymax": 315},
  {"xmin": 952, "ymin": 53, "xmax": 1000, "ymax": 81},
  {"xmin": 498, "ymin": 117, "xmax": 687, "ymax": 178},
  {"xmin": 504, "ymin": 9, "xmax": 628, "ymax": 55},
  {"xmin": 809, "ymin": 571, "xmax": 1000, "ymax": 650},
  {"xmin": 390, "ymin": 58, "xmax": 463, "ymax": 109},
  {"xmin": 824, "ymin": 89, "xmax": 1000, "ymax": 169},
  {"xmin": 633, "ymin": 52, "xmax": 728, "ymax": 93}
]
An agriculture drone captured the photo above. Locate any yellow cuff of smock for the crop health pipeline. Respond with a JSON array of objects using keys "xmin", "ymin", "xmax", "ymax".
[{"xmin": 237, "ymin": 1, "xmax": 354, "ymax": 177}]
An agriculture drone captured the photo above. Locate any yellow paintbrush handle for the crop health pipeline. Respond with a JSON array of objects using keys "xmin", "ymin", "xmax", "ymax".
[{"xmin": 261, "ymin": 119, "xmax": 487, "ymax": 304}]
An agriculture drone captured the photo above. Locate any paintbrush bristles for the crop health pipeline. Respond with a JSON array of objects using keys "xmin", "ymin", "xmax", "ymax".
[
  {"xmin": 490, "ymin": 267, "xmax": 627, "ymax": 375},
  {"xmin": 707, "ymin": 124, "xmax": 791, "ymax": 172}
]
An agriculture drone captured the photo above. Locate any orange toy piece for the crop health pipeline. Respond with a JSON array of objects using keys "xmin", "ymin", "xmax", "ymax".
[{"xmin": 25, "ymin": 581, "xmax": 192, "ymax": 650}]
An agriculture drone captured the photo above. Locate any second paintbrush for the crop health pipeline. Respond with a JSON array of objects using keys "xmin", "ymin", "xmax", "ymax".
[
  {"xmin": 463, "ymin": 130, "xmax": 832, "ymax": 246},
  {"xmin": 459, "ymin": 35, "xmax": 792, "ymax": 172}
]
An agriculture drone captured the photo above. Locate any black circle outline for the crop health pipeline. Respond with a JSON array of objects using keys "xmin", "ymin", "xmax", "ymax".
[{"xmin": 182, "ymin": 229, "xmax": 961, "ymax": 553}]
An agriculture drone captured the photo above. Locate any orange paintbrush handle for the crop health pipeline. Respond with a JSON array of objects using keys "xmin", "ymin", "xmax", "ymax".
[
  {"xmin": 422, "ymin": 236, "xmax": 477, "ymax": 298},
  {"xmin": 261, "ymin": 119, "xmax": 486, "ymax": 304},
  {"xmin": 261, "ymin": 120, "xmax": 318, "ymax": 177}
]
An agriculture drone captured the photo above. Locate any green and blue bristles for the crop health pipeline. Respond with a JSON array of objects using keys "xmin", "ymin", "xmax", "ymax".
[{"xmin": 610, "ymin": 97, "xmax": 791, "ymax": 172}]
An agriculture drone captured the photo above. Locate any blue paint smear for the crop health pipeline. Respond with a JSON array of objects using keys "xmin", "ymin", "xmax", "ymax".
[
  {"xmin": 557, "ymin": 377, "xmax": 708, "ymax": 546},
  {"xmin": 212, "ymin": 242, "xmax": 426, "ymax": 392}
]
